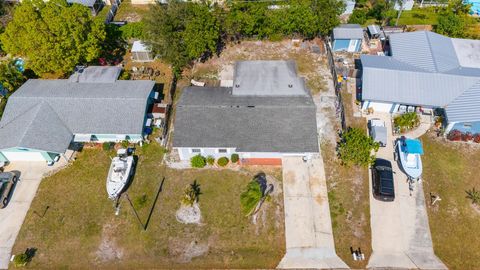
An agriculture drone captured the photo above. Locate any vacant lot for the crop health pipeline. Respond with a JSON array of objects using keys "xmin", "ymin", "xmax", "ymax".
[
  {"xmin": 398, "ymin": 7, "xmax": 440, "ymax": 26},
  {"xmin": 421, "ymin": 133, "xmax": 480, "ymax": 270},
  {"xmin": 114, "ymin": 0, "xmax": 150, "ymax": 22},
  {"xmin": 12, "ymin": 142, "xmax": 284, "ymax": 269}
]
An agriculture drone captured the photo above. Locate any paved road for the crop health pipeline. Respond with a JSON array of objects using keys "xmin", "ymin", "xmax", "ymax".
[
  {"xmin": 278, "ymin": 156, "xmax": 349, "ymax": 269},
  {"xmin": 0, "ymin": 162, "xmax": 54, "ymax": 269},
  {"xmin": 366, "ymin": 113, "xmax": 447, "ymax": 270}
]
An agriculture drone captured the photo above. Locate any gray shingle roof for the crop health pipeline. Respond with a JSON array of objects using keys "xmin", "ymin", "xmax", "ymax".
[
  {"xmin": 173, "ymin": 87, "xmax": 319, "ymax": 153},
  {"xmin": 232, "ymin": 61, "xmax": 308, "ymax": 96},
  {"xmin": 0, "ymin": 103, "xmax": 73, "ymax": 153},
  {"xmin": 0, "ymin": 79, "xmax": 155, "ymax": 153},
  {"xmin": 69, "ymin": 66, "xmax": 122, "ymax": 83},
  {"xmin": 361, "ymin": 31, "xmax": 480, "ymax": 122},
  {"xmin": 333, "ymin": 24, "xmax": 364, "ymax": 40}
]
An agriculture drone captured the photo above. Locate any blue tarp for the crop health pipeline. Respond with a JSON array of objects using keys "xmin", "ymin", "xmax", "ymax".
[{"xmin": 402, "ymin": 139, "xmax": 424, "ymax": 155}]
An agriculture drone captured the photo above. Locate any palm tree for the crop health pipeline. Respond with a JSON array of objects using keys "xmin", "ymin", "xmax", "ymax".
[{"xmin": 466, "ymin": 187, "xmax": 480, "ymax": 205}]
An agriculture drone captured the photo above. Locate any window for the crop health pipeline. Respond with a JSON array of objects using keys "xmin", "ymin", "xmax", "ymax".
[
  {"xmin": 191, "ymin": 149, "xmax": 201, "ymax": 153},
  {"xmin": 218, "ymin": 149, "xmax": 227, "ymax": 153}
]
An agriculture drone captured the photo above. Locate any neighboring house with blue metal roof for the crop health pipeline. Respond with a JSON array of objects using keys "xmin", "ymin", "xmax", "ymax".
[
  {"xmin": 361, "ymin": 31, "xmax": 480, "ymax": 134},
  {"xmin": 332, "ymin": 24, "xmax": 364, "ymax": 52},
  {"xmin": 0, "ymin": 67, "xmax": 156, "ymax": 164}
]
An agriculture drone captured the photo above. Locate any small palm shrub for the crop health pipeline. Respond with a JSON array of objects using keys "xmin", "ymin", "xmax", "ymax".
[
  {"xmin": 206, "ymin": 155, "xmax": 215, "ymax": 165},
  {"xmin": 190, "ymin": 154, "xmax": 206, "ymax": 168},
  {"xmin": 102, "ymin": 142, "xmax": 113, "ymax": 151},
  {"xmin": 182, "ymin": 180, "xmax": 202, "ymax": 206},
  {"xmin": 231, "ymin": 153, "xmax": 239, "ymax": 163},
  {"xmin": 466, "ymin": 187, "xmax": 480, "ymax": 205},
  {"xmin": 217, "ymin": 157, "xmax": 229, "ymax": 167},
  {"xmin": 394, "ymin": 112, "xmax": 420, "ymax": 133},
  {"xmin": 240, "ymin": 180, "xmax": 263, "ymax": 215},
  {"xmin": 13, "ymin": 253, "xmax": 29, "ymax": 267}
]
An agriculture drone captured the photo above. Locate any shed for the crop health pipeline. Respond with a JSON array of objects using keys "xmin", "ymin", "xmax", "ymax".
[
  {"xmin": 332, "ymin": 24, "xmax": 363, "ymax": 52},
  {"xmin": 367, "ymin": 25, "xmax": 381, "ymax": 39},
  {"xmin": 132, "ymin": 41, "xmax": 154, "ymax": 62}
]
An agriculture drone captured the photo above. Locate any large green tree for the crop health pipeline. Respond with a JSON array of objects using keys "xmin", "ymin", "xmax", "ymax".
[
  {"xmin": 0, "ymin": 0, "xmax": 106, "ymax": 76},
  {"xmin": 143, "ymin": 1, "xmax": 220, "ymax": 71},
  {"xmin": 337, "ymin": 127, "xmax": 379, "ymax": 167}
]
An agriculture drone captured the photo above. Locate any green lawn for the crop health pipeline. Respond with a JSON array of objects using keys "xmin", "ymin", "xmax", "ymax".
[
  {"xmin": 421, "ymin": 133, "xmax": 480, "ymax": 270},
  {"xmin": 12, "ymin": 142, "xmax": 285, "ymax": 268},
  {"xmin": 397, "ymin": 7, "xmax": 440, "ymax": 26},
  {"xmin": 114, "ymin": 0, "xmax": 150, "ymax": 22}
]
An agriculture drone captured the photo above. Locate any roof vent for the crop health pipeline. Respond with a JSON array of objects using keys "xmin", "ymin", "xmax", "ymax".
[
  {"xmin": 288, "ymin": 84, "xmax": 293, "ymax": 88},
  {"xmin": 235, "ymin": 84, "xmax": 240, "ymax": 88}
]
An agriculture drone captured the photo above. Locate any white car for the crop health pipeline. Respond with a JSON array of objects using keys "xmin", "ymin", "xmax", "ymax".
[{"xmin": 369, "ymin": 118, "xmax": 387, "ymax": 147}]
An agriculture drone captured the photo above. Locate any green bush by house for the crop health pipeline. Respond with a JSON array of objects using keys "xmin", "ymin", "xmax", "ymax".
[
  {"xmin": 231, "ymin": 153, "xmax": 239, "ymax": 163},
  {"xmin": 206, "ymin": 155, "xmax": 215, "ymax": 165},
  {"xmin": 394, "ymin": 112, "xmax": 419, "ymax": 133},
  {"xmin": 217, "ymin": 157, "xmax": 229, "ymax": 167},
  {"xmin": 191, "ymin": 154, "xmax": 206, "ymax": 168},
  {"xmin": 102, "ymin": 142, "xmax": 113, "ymax": 151}
]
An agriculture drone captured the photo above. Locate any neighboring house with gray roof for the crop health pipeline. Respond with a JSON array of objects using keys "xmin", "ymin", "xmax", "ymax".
[
  {"xmin": 173, "ymin": 60, "xmax": 319, "ymax": 165},
  {"xmin": 361, "ymin": 31, "xmax": 480, "ymax": 134},
  {"xmin": 332, "ymin": 24, "xmax": 363, "ymax": 52},
  {"xmin": 0, "ymin": 71, "xmax": 155, "ymax": 164},
  {"xmin": 67, "ymin": 0, "xmax": 103, "ymax": 15}
]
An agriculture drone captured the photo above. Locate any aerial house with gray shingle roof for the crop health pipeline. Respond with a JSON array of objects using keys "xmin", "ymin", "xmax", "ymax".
[
  {"xmin": 173, "ymin": 60, "xmax": 319, "ymax": 165},
  {"xmin": 0, "ymin": 66, "xmax": 156, "ymax": 164},
  {"xmin": 361, "ymin": 31, "xmax": 480, "ymax": 134}
]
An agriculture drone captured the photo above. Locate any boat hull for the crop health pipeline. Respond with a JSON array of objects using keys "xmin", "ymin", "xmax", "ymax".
[
  {"xmin": 396, "ymin": 142, "xmax": 422, "ymax": 179},
  {"xmin": 106, "ymin": 156, "xmax": 135, "ymax": 200}
]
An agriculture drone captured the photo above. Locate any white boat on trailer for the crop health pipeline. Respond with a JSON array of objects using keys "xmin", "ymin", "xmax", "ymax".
[
  {"xmin": 106, "ymin": 149, "xmax": 135, "ymax": 200},
  {"xmin": 395, "ymin": 136, "xmax": 423, "ymax": 180}
]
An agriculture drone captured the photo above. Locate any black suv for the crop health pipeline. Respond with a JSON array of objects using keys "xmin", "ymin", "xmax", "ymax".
[
  {"xmin": 372, "ymin": 159, "xmax": 395, "ymax": 201},
  {"xmin": 0, "ymin": 172, "xmax": 18, "ymax": 208}
]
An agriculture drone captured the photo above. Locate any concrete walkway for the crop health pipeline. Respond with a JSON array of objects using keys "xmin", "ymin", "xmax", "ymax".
[
  {"xmin": 402, "ymin": 114, "xmax": 433, "ymax": 139},
  {"xmin": 278, "ymin": 156, "xmax": 349, "ymax": 269},
  {"xmin": 0, "ymin": 162, "xmax": 62, "ymax": 269},
  {"xmin": 366, "ymin": 113, "xmax": 446, "ymax": 270}
]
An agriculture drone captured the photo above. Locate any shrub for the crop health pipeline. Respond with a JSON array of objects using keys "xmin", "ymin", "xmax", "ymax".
[
  {"xmin": 466, "ymin": 187, "xmax": 480, "ymax": 205},
  {"xmin": 121, "ymin": 140, "xmax": 129, "ymax": 148},
  {"xmin": 206, "ymin": 155, "xmax": 215, "ymax": 165},
  {"xmin": 447, "ymin": 129, "xmax": 463, "ymax": 141},
  {"xmin": 119, "ymin": 22, "xmax": 144, "ymax": 40},
  {"xmin": 240, "ymin": 180, "xmax": 263, "ymax": 215},
  {"xmin": 473, "ymin": 133, "xmax": 480, "ymax": 143},
  {"xmin": 102, "ymin": 142, "xmax": 113, "ymax": 151},
  {"xmin": 134, "ymin": 194, "xmax": 148, "ymax": 209},
  {"xmin": 462, "ymin": 132, "xmax": 473, "ymax": 142},
  {"xmin": 13, "ymin": 253, "xmax": 28, "ymax": 267},
  {"xmin": 217, "ymin": 157, "xmax": 229, "ymax": 167},
  {"xmin": 393, "ymin": 112, "xmax": 420, "ymax": 133},
  {"xmin": 231, "ymin": 153, "xmax": 239, "ymax": 163},
  {"xmin": 190, "ymin": 154, "xmax": 206, "ymax": 168},
  {"xmin": 182, "ymin": 180, "xmax": 201, "ymax": 206},
  {"xmin": 337, "ymin": 127, "xmax": 379, "ymax": 167}
]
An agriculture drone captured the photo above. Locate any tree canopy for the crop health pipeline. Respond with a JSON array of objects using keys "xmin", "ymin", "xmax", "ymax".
[
  {"xmin": 436, "ymin": 0, "xmax": 472, "ymax": 38},
  {"xmin": 143, "ymin": 1, "xmax": 220, "ymax": 72},
  {"xmin": 337, "ymin": 127, "xmax": 379, "ymax": 167},
  {"xmin": 0, "ymin": 0, "xmax": 106, "ymax": 76}
]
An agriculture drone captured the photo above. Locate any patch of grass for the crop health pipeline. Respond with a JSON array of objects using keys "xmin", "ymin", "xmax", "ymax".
[
  {"xmin": 421, "ymin": 134, "xmax": 480, "ymax": 270},
  {"xmin": 113, "ymin": 0, "xmax": 150, "ymax": 22},
  {"xmin": 12, "ymin": 142, "xmax": 284, "ymax": 269},
  {"xmin": 398, "ymin": 7, "xmax": 440, "ymax": 25},
  {"xmin": 322, "ymin": 142, "xmax": 371, "ymax": 269}
]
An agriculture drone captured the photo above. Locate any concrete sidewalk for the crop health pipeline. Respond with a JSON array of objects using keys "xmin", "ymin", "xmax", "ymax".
[
  {"xmin": 278, "ymin": 156, "xmax": 349, "ymax": 269},
  {"xmin": 366, "ymin": 113, "xmax": 446, "ymax": 270},
  {"xmin": 0, "ymin": 162, "xmax": 62, "ymax": 269}
]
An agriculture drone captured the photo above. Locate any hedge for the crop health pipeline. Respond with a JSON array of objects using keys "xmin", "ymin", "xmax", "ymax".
[{"xmin": 217, "ymin": 157, "xmax": 229, "ymax": 167}]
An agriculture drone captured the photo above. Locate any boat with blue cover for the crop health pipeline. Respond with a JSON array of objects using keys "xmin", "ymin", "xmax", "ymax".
[{"xmin": 395, "ymin": 136, "xmax": 424, "ymax": 179}]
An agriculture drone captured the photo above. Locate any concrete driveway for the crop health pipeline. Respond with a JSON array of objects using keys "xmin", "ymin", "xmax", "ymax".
[
  {"xmin": 278, "ymin": 156, "xmax": 349, "ymax": 269},
  {"xmin": 0, "ymin": 162, "xmax": 57, "ymax": 269},
  {"xmin": 366, "ymin": 113, "xmax": 446, "ymax": 270}
]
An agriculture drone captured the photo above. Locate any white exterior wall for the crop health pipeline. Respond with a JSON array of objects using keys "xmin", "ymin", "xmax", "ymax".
[
  {"xmin": 2, "ymin": 151, "xmax": 45, "ymax": 162},
  {"xmin": 177, "ymin": 147, "xmax": 237, "ymax": 160},
  {"xmin": 176, "ymin": 147, "xmax": 314, "ymax": 161},
  {"xmin": 362, "ymin": 101, "xmax": 397, "ymax": 113}
]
